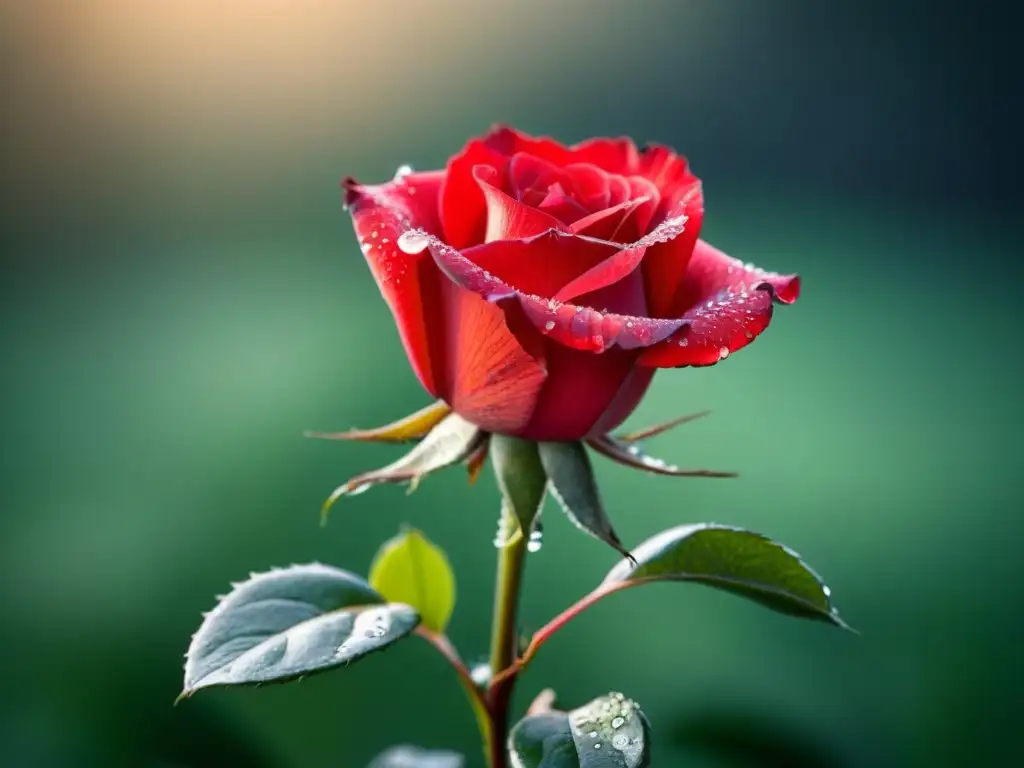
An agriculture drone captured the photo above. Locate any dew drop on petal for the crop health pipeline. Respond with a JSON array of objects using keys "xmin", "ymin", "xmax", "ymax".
[
  {"xmin": 397, "ymin": 230, "xmax": 431, "ymax": 254},
  {"xmin": 719, "ymin": 346, "xmax": 729, "ymax": 359}
]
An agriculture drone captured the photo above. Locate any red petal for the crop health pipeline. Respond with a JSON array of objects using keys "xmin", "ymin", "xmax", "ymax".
[
  {"xmin": 570, "ymin": 197, "xmax": 652, "ymax": 243},
  {"xmin": 640, "ymin": 178, "xmax": 704, "ymax": 317},
  {"xmin": 342, "ymin": 173, "xmax": 447, "ymax": 395},
  {"xmin": 639, "ymin": 143, "xmax": 694, "ymax": 200},
  {"xmin": 553, "ymin": 240, "xmax": 648, "ymax": 304},
  {"xmin": 463, "ymin": 229, "xmax": 620, "ymax": 298},
  {"xmin": 473, "ymin": 165, "xmax": 568, "ymax": 242},
  {"xmin": 569, "ymin": 136, "xmax": 642, "ymax": 175},
  {"xmin": 418, "ymin": 203, "xmax": 699, "ymax": 353},
  {"xmin": 637, "ymin": 239, "xmax": 800, "ymax": 368},
  {"xmin": 482, "ymin": 125, "xmax": 572, "ymax": 166},
  {"xmin": 519, "ymin": 346, "xmax": 643, "ymax": 441},
  {"xmin": 440, "ymin": 139, "xmax": 507, "ymax": 249},
  {"xmin": 437, "ymin": 280, "xmax": 547, "ymax": 435}
]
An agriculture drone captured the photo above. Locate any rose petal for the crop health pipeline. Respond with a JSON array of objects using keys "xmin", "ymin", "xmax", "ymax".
[
  {"xmin": 626, "ymin": 176, "xmax": 660, "ymax": 235},
  {"xmin": 440, "ymin": 139, "xmax": 507, "ymax": 249},
  {"xmin": 482, "ymin": 124, "xmax": 572, "ymax": 165},
  {"xmin": 418, "ymin": 197, "xmax": 700, "ymax": 353},
  {"xmin": 473, "ymin": 165, "xmax": 568, "ymax": 242},
  {"xmin": 641, "ymin": 177, "xmax": 704, "ymax": 317},
  {"xmin": 405, "ymin": 222, "xmax": 671, "ymax": 353},
  {"xmin": 570, "ymin": 136, "xmax": 642, "ymax": 175},
  {"xmin": 637, "ymin": 240, "xmax": 800, "ymax": 368},
  {"xmin": 463, "ymin": 229, "xmax": 620, "ymax": 298},
  {"xmin": 519, "ymin": 347, "xmax": 644, "ymax": 441},
  {"xmin": 639, "ymin": 143, "xmax": 695, "ymax": 204},
  {"xmin": 555, "ymin": 195, "xmax": 696, "ymax": 305},
  {"xmin": 343, "ymin": 173, "xmax": 447, "ymax": 395},
  {"xmin": 438, "ymin": 279, "xmax": 547, "ymax": 435},
  {"xmin": 569, "ymin": 197, "xmax": 652, "ymax": 243}
]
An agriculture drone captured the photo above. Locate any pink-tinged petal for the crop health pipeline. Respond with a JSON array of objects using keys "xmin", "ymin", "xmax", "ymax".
[
  {"xmin": 473, "ymin": 165, "xmax": 568, "ymax": 242},
  {"xmin": 441, "ymin": 139, "xmax": 507, "ymax": 249},
  {"xmin": 637, "ymin": 240, "xmax": 800, "ymax": 368},
  {"xmin": 343, "ymin": 175, "xmax": 447, "ymax": 395},
  {"xmin": 463, "ymin": 229, "xmax": 621, "ymax": 298},
  {"xmin": 641, "ymin": 178, "xmax": 704, "ymax": 317},
  {"xmin": 437, "ymin": 279, "xmax": 547, "ymax": 435},
  {"xmin": 569, "ymin": 136, "xmax": 642, "ymax": 175}
]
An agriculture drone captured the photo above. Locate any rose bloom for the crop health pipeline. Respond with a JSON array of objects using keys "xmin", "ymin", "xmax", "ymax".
[{"xmin": 343, "ymin": 126, "xmax": 799, "ymax": 442}]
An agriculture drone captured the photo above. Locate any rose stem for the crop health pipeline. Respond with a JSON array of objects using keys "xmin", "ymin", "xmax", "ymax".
[{"xmin": 485, "ymin": 502, "xmax": 528, "ymax": 768}]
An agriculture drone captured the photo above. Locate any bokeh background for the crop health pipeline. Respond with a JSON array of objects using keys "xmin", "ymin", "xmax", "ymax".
[{"xmin": 1, "ymin": 1, "xmax": 1019, "ymax": 766}]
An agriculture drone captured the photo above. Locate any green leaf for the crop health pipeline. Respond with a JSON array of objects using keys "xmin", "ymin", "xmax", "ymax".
[
  {"xmin": 508, "ymin": 692, "xmax": 652, "ymax": 767},
  {"xmin": 367, "ymin": 745, "xmax": 464, "ymax": 767},
  {"xmin": 602, "ymin": 524, "xmax": 847, "ymax": 627},
  {"xmin": 180, "ymin": 564, "xmax": 419, "ymax": 699},
  {"xmin": 538, "ymin": 441, "xmax": 633, "ymax": 561},
  {"xmin": 368, "ymin": 527, "xmax": 456, "ymax": 634},
  {"xmin": 490, "ymin": 435, "xmax": 547, "ymax": 537}
]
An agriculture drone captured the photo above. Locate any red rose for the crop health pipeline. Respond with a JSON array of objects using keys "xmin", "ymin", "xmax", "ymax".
[{"xmin": 342, "ymin": 126, "xmax": 799, "ymax": 441}]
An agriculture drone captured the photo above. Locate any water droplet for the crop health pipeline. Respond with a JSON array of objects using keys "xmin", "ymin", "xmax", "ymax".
[
  {"xmin": 593, "ymin": 742, "xmax": 601, "ymax": 749},
  {"xmin": 823, "ymin": 585, "xmax": 832, "ymax": 597},
  {"xmin": 527, "ymin": 528, "xmax": 543, "ymax": 553},
  {"xmin": 745, "ymin": 330, "xmax": 754, "ymax": 339},
  {"xmin": 612, "ymin": 716, "xmax": 625, "ymax": 728},
  {"xmin": 544, "ymin": 320, "xmax": 555, "ymax": 331},
  {"xmin": 588, "ymin": 731, "xmax": 598, "ymax": 738},
  {"xmin": 397, "ymin": 230, "xmax": 431, "ymax": 254},
  {"xmin": 470, "ymin": 663, "xmax": 491, "ymax": 687},
  {"xmin": 626, "ymin": 320, "xmax": 634, "ymax": 328},
  {"xmin": 371, "ymin": 230, "xmax": 378, "ymax": 239},
  {"xmin": 393, "ymin": 164, "xmax": 414, "ymax": 181},
  {"xmin": 719, "ymin": 346, "xmax": 729, "ymax": 358}
]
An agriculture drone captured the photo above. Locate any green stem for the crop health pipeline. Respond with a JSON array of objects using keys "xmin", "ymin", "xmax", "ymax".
[{"xmin": 485, "ymin": 505, "xmax": 528, "ymax": 768}]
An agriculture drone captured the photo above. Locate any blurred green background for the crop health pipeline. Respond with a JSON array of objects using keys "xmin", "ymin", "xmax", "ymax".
[{"xmin": 1, "ymin": 2, "xmax": 1019, "ymax": 766}]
